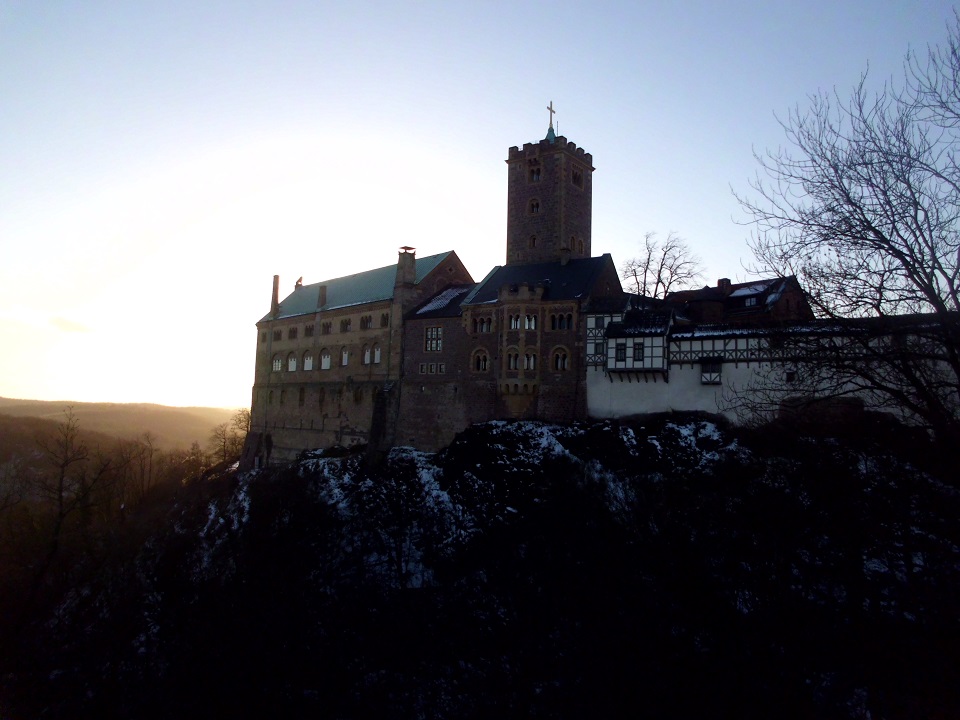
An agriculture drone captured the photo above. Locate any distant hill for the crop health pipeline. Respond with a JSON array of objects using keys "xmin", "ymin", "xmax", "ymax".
[{"xmin": 0, "ymin": 398, "xmax": 239, "ymax": 450}]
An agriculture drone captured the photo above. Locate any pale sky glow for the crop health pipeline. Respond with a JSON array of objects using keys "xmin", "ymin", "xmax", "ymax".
[{"xmin": 0, "ymin": 0, "xmax": 955, "ymax": 408}]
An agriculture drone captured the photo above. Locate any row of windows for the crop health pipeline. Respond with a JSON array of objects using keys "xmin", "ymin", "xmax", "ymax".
[
  {"xmin": 525, "ymin": 163, "xmax": 584, "ymax": 188},
  {"xmin": 267, "ymin": 384, "xmax": 376, "ymax": 406},
  {"xmin": 261, "ymin": 314, "xmax": 390, "ymax": 343},
  {"xmin": 418, "ymin": 362, "xmax": 446, "ymax": 374},
  {"xmin": 272, "ymin": 346, "xmax": 382, "ymax": 372},
  {"xmin": 471, "ymin": 317, "xmax": 493, "ymax": 333},
  {"xmin": 504, "ymin": 351, "xmax": 569, "ymax": 371},
  {"xmin": 614, "ymin": 343, "xmax": 645, "ymax": 362},
  {"xmin": 508, "ymin": 314, "xmax": 537, "ymax": 330}
]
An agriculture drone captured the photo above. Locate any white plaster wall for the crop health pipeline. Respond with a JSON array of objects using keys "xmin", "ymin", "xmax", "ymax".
[{"xmin": 586, "ymin": 361, "xmax": 770, "ymax": 421}]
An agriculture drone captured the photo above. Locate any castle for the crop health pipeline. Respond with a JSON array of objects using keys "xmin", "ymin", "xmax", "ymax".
[{"xmin": 243, "ymin": 119, "xmax": 814, "ymax": 467}]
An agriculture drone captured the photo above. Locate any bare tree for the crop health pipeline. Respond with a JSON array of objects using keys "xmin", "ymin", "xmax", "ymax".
[
  {"xmin": 29, "ymin": 409, "xmax": 114, "ymax": 598},
  {"xmin": 620, "ymin": 231, "xmax": 704, "ymax": 299},
  {"xmin": 736, "ymin": 16, "xmax": 960, "ymax": 442},
  {"xmin": 208, "ymin": 423, "xmax": 232, "ymax": 464}
]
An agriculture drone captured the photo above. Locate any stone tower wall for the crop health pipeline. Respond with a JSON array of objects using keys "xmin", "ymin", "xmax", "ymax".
[{"xmin": 505, "ymin": 136, "xmax": 594, "ymax": 265}]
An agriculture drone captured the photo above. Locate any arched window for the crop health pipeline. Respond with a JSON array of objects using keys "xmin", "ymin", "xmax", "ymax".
[
  {"xmin": 510, "ymin": 314, "xmax": 521, "ymax": 330},
  {"xmin": 320, "ymin": 350, "xmax": 331, "ymax": 370},
  {"xmin": 341, "ymin": 347, "xmax": 349, "ymax": 366},
  {"xmin": 287, "ymin": 352, "xmax": 297, "ymax": 372},
  {"xmin": 529, "ymin": 235, "xmax": 537, "ymax": 249},
  {"xmin": 373, "ymin": 345, "xmax": 382, "ymax": 364},
  {"xmin": 507, "ymin": 351, "xmax": 519, "ymax": 370},
  {"xmin": 566, "ymin": 313, "xmax": 573, "ymax": 329},
  {"xmin": 524, "ymin": 353, "xmax": 537, "ymax": 370},
  {"xmin": 363, "ymin": 346, "xmax": 371, "ymax": 365},
  {"xmin": 272, "ymin": 355, "xmax": 282, "ymax": 372},
  {"xmin": 554, "ymin": 350, "xmax": 569, "ymax": 370},
  {"xmin": 525, "ymin": 314, "xmax": 537, "ymax": 330},
  {"xmin": 380, "ymin": 313, "xmax": 389, "ymax": 327},
  {"xmin": 303, "ymin": 352, "xmax": 314, "ymax": 371},
  {"xmin": 529, "ymin": 199, "xmax": 540, "ymax": 214},
  {"xmin": 473, "ymin": 352, "xmax": 489, "ymax": 372},
  {"xmin": 483, "ymin": 318, "xmax": 491, "ymax": 332},
  {"xmin": 578, "ymin": 238, "xmax": 585, "ymax": 254}
]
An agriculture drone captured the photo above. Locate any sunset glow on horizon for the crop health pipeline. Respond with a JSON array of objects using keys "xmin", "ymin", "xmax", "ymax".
[{"xmin": 1, "ymin": 0, "xmax": 954, "ymax": 408}]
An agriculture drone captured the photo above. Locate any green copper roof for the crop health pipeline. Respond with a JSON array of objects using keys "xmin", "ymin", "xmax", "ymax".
[
  {"xmin": 260, "ymin": 251, "xmax": 452, "ymax": 322},
  {"xmin": 545, "ymin": 125, "xmax": 556, "ymax": 143}
]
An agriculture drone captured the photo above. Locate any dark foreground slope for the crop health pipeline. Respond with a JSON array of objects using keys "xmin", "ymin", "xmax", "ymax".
[{"xmin": 2, "ymin": 416, "xmax": 958, "ymax": 719}]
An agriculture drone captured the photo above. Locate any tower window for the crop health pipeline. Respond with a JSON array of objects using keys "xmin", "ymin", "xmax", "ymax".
[
  {"xmin": 572, "ymin": 166, "xmax": 584, "ymax": 188},
  {"xmin": 529, "ymin": 166, "xmax": 541, "ymax": 182},
  {"xmin": 529, "ymin": 235, "xmax": 537, "ymax": 249},
  {"xmin": 529, "ymin": 199, "xmax": 540, "ymax": 214}
]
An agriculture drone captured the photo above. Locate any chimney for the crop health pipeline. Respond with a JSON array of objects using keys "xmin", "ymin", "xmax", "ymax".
[
  {"xmin": 718, "ymin": 278, "xmax": 732, "ymax": 294},
  {"xmin": 271, "ymin": 275, "xmax": 280, "ymax": 316},
  {"xmin": 317, "ymin": 285, "xmax": 327, "ymax": 308},
  {"xmin": 396, "ymin": 246, "xmax": 416, "ymax": 287}
]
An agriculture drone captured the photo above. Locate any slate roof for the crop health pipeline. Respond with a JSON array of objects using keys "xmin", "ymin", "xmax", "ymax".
[
  {"xmin": 412, "ymin": 284, "xmax": 476, "ymax": 319},
  {"xmin": 606, "ymin": 310, "xmax": 674, "ymax": 337},
  {"xmin": 463, "ymin": 255, "xmax": 616, "ymax": 306},
  {"xmin": 260, "ymin": 252, "xmax": 453, "ymax": 322},
  {"xmin": 667, "ymin": 277, "xmax": 787, "ymax": 309}
]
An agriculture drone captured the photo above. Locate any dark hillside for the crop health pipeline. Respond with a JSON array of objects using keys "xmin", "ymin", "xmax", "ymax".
[
  {"xmin": 1, "ymin": 416, "xmax": 957, "ymax": 719},
  {"xmin": 0, "ymin": 398, "xmax": 236, "ymax": 450},
  {"xmin": 0, "ymin": 413, "xmax": 124, "ymax": 464}
]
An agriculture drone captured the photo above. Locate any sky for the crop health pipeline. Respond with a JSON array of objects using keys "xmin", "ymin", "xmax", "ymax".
[{"xmin": 0, "ymin": 0, "xmax": 955, "ymax": 409}]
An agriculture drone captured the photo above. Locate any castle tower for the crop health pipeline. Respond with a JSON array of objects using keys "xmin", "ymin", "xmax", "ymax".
[{"xmin": 505, "ymin": 106, "xmax": 594, "ymax": 265}]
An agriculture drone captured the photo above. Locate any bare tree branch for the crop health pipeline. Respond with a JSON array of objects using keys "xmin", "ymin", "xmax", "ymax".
[
  {"xmin": 735, "ymin": 20, "xmax": 960, "ymax": 442},
  {"xmin": 620, "ymin": 231, "xmax": 705, "ymax": 299}
]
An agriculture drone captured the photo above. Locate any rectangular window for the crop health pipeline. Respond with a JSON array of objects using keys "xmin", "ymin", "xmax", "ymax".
[
  {"xmin": 745, "ymin": 297, "xmax": 757, "ymax": 307},
  {"xmin": 438, "ymin": 363, "xmax": 445, "ymax": 374},
  {"xmin": 419, "ymin": 362, "xmax": 427, "ymax": 374},
  {"xmin": 701, "ymin": 359, "xmax": 722, "ymax": 385},
  {"xmin": 321, "ymin": 322, "xmax": 332, "ymax": 335},
  {"xmin": 304, "ymin": 324, "xmax": 314, "ymax": 337},
  {"xmin": 633, "ymin": 343, "xmax": 644, "ymax": 362},
  {"xmin": 429, "ymin": 363, "xmax": 437, "ymax": 374},
  {"xmin": 340, "ymin": 318, "xmax": 352, "ymax": 332},
  {"xmin": 615, "ymin": 343, "xmax": 626, "ymax": 362},
  {"xmin": 425, "ymin": 327, "xmax": 442, "ymax": 352},
  {"xmin": 273, "ymin": 330, "xmax": 282, "ymax": 341},
  {"xmin": 288, "ymin": 327, "xmax": 298, "ymax": 340}
]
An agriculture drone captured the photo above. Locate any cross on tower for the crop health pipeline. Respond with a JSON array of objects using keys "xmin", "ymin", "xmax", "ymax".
[{"xmin": 547, "ymin": 101, "xmax": 556, "ymax": 129}]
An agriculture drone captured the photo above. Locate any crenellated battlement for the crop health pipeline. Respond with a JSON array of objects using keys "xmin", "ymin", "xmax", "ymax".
[{"xmin": 507, "ymin": 136, "xmax": 593, "ymax": 166}]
